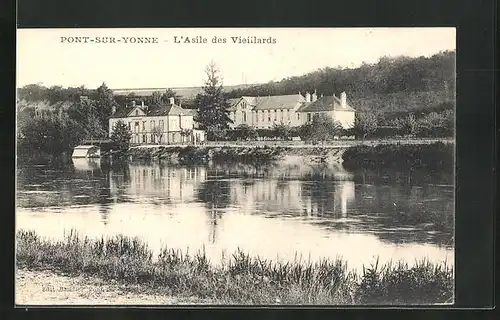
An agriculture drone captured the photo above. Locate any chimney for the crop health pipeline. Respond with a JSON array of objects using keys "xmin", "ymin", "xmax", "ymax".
[
  {"xmin": 169, "ymin": 97, "xmax": 175, "ymax": 105},
  {"xmin": 312, "ymin": 90, "xmax": 317, "ymax": 102},
  {"xmin": 112, "ymin": 105, "xmax": 116, "ymax": 114},
  {"xmin": 340, "ymin": 92, "xmax": 347, "ymax": 108},
  {"xmin": 141, "ymin": 100, "xmax": 144, "ymax": 107},
  {"xmin": 305, "ymin": 92, "xmax": 311, "ymax": 102},
  {"xmin": 132, "ymin": 100, "xmax": 136, "ymax": 107}
]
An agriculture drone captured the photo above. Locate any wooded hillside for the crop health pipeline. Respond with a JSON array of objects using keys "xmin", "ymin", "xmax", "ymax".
[{"xmin": 227, "ymin": 51, "xmax": 455, "ymax": 115}]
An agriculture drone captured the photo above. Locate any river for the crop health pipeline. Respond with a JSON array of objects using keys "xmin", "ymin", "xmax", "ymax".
[{"xmin": 16, "ymin": 157, "xmax": 454, "ymax": 272}]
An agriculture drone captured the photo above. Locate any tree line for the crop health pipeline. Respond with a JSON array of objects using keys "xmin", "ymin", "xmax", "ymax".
[
  {"xmin": 227, "ymin": 51, "xmax": 455, "ymax": 114},
  {"xmin": 17, "ymin": 52, "xmax": 455, "ymax": 157},
  {"xmin": 17, "ymin": 83, "xmax": 119, "ymax": 156}
]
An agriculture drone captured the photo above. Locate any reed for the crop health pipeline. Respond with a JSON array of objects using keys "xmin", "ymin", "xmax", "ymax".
[{"xmin": 16, "ymin": 229, "xmax": 454, "ymax": 305}]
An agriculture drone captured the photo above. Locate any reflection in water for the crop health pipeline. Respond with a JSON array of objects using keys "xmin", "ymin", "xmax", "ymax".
[{"xmin": 16, "ymin": 158, "xmax": 454, "ymax": 271}]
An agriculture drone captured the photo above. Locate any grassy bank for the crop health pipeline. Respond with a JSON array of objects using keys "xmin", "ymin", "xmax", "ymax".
[
  {"xmin": 16, "ymin": 230, "xmax": 453, "ymax": 305},
  {"xmin": 125, "ymin": 141, "xmax": 453, "ymax": 169},
  {"xmin": 342, "ymin": 142, "xmax": 454, "ymax": 171}
]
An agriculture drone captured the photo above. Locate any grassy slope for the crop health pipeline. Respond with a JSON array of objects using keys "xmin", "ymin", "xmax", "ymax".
[{"xmin": 16, "ymin": 230, "xmax": 454, "ymax": 305}]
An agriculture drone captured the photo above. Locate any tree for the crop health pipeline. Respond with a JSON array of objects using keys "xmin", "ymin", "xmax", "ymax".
[
  {"xmin": 151, "ymin": 125, "xmax": 164, "ymax": 144},
  {"xmin": 194, "ymin": 61, "xmax": 232, "ymax": 140},
  {"xmin": 353, "ymin": 112, "xmax": 378, "ymax": 139},
  {"xmin": 110, "ymin": 120, "xmax": 132, "ymax": 152},
  {"xmin": 96, "ymin": 82, "xmax": 117, "ymax": 131},
  {"xmin": 272, "ymin": 123, "xmax": 292, "ymax": 140},
  {"xmin": 67, "ymin": 99, "xmax": 106, "ymax": 139},
  {"xmin": 234, "ymin": 124, "xmax": 258, "ymax": 140},
  {"xmin": 402, "ymin": 113, "xmax": 418, "ymax": 136},
  {"xmin": 180, "ymin": 128, "xmax": 193, "ymax": 144},
  {"xmin": 18, "ymin": 113, "xmax": 82, "ymax": 155},
  {"xmin": 150, "ymin": 91, "xmax": 163, "ymax": 105},
  {"xmin": 162, "ymin": 88, "xmax": 180, "ymax": 103},
  {"xmin": 298, "ymin": 113, "xmax": 343, "ymax": 142}
]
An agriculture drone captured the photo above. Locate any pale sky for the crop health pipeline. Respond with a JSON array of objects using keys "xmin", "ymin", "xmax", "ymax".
[{"xmin": 17, "ymin": 28, "xmax": 456, "ymax": 89}]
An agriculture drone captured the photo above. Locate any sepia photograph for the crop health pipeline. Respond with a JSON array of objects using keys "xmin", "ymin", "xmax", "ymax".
[{"xmin": 15, "ymin": 27, "xmax": 456, "ymax": 306}]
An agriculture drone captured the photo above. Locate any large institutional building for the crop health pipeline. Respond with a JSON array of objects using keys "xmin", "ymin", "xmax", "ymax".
[{"xmin": 227, "ymin": 91, "xmax": 356, "ymax": 130}]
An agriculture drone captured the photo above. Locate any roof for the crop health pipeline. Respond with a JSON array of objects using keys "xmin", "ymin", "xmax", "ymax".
[
  {"xmin": 227, "ymin": 98, "xmax": 241, "ymax": 111},
  {"xmin": 228, "ymin": 94, "xmax": 304, "ymax": 111},
  {"xmin": 298, "ymin": 95, "xmax": 356, "ymax": 112},
  {"xmin": 253, "ymin": 94, "xmax": 304, "ymax": 110},
  {"xmin": 110, "ymin": 103, "xmax": 197, "ymax": 118},
  {"xmin": 74, "ymin": 145, "xmax": 100, "ymax": 150}
]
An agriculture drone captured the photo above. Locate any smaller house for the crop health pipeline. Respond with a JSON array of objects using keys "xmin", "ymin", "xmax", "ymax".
[
  {"xmin": 109, "ymin": 98, "xmax": 205, "ymax": 145},
  {"xmin": 298, "ymin": 92, "xmax": 355, "ymax": 129}
]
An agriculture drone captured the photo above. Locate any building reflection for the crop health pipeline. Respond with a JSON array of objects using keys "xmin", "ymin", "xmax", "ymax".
[
  {"xmin": 229, "ymin": 176, "xmax": 356, "ymax": 217},
  {"xmin": 111, "ymin": 163, "xmax": 207, "ymax": 203}
]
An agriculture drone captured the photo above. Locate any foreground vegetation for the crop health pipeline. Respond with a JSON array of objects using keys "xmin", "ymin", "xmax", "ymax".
[{"xmin": 17, "ymin": 230, "xmax": 453, "ymax": 305}]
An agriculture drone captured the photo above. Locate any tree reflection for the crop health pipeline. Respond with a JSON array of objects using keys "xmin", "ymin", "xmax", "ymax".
[{"xmin": 196, "ymin": 169, "xmax": 232, "ymax": 243}]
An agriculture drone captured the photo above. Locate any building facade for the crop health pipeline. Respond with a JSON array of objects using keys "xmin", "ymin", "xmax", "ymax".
[
  {"xmin": 109, "ymin": 97, "xmax": 205, "ymax": 145},
  {"xmin": 228, "ymin": 91, "xmax": 356, "ymax": 129}
]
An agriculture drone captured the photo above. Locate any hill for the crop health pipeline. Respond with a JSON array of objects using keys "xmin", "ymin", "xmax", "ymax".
[{"xmin": 226, "ymin": 51, "xmax": 455, "ymax": 115}]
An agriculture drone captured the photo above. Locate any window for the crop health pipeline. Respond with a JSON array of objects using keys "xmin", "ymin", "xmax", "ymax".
[
  {"xmin": 142, "ymin": 134, "xmax": 147, "ymax": 143},
  {"xmin": 150, "ymin": 120, "xmax": 155, "ymax": 131},
  {"xmin": 179, "ymin": 115, "xmax": 182, "ymax": 129},
  {"xmin": 242, "ymin": 102, "xmax": 246, "ymax": 108},
  {"xmin": 297, "ymin": 113, "xmax": 300, "ymax": 120},
  {"xmin": 267, "ymin": 111, "xmax": 271, "ymax": 122},
  {"xmin": 159, "ymin": 120, "xmax": 164, "ymax": 130},
  {"xmin": 281, "ymin": 110, "xmax": 284, "ymax": 121},
  {"xmin": 128, "ymin": 122, "xmax": 131, "ymax": 130},
  {"xmin": 134, "ymin": 122, "xmax": 139, "ymax": 133},
  {"xmin": 261, "ymin": 111, "xmax": 264, "ymax": 122},
  {"xmin": 135, "ymin": 110, "xmax": 139, "ymax": 116},
  {"xmin": 307, "ymin": 113, "xmax": 312, "ymax": 122},
  {"xmin": 243, "ymin": 112, "xmax": 246, "ymax": 122},
  {"xmin": 142, "ymin": 121, "xmax": 146, "ymax": 132},
  {"xmin": 273, "ymin": 110, "xmax": 277, "ymax": 121},
  {"xmin": 288, "ymin": 111, "xmax": 291, "ymax": 121},
  {"xmin": 255, "ymin": 112, "xmax": 258, "ymax": 123}
]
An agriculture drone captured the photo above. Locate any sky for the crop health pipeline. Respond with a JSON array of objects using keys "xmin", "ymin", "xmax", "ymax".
[{"xmin": 17, "ymin": 28, "xmax": 456, "ymax": 89}]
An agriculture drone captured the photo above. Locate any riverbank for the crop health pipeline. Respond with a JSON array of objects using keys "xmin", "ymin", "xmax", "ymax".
[
  {"xmin": 122, "ymin": 140, "xmax": 454, "ymax": 170},
  {"xmin": 16, "ymin": 230, "xmax": 454, "ymax": 305}
]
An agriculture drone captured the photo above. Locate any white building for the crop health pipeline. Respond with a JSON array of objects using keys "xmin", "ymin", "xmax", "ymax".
[
  {"xmin": 228, "ymin": 91, "xmax": 356, "ymax": 129},
  {"xmin": 108, "ymin": 97, "xmax": 205, "ymax": 145}
]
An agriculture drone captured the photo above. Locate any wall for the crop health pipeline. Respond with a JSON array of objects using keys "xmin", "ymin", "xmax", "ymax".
[
  {"xmin": 332, "ymin": 110, "xmax": 355, "ymax": 129},
  {"xmin": 229, "ymin": 101, "xmax": 306, "ymax": 129}
]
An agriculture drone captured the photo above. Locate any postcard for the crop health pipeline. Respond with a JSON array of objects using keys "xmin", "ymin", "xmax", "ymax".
[{"xmin": 15, "ymin": 27, "xmax": 456, "ymax": 306}]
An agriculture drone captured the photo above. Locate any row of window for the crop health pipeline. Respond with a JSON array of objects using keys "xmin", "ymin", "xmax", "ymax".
[
  {"xmin": 231, "ymin": 110, "xmax": 301, "ymax": 123},
  {"xmin": 128, "ymin": 119, "xmax": 188, "ymax": 133},
  {"xmin": 132, "ymin": 132, "xmax": 189, "ymax": 144}
]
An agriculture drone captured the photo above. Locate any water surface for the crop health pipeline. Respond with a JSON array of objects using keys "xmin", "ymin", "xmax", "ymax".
[{"xmin": 16, "ymin": 158, "xmax": 454, "ymax": 272}]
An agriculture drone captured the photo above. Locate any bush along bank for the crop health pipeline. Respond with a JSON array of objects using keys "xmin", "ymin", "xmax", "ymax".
[
  {"xmin": 342, "ymin": 142, "xmax": 454, "ymax": 172},
  {"xmin": 127, "ymin": 146, "xmax": 287, "ymax": 165},
  {"xmin": 16, "ymin": 230, "xmax": 454, "ymax": 305}
]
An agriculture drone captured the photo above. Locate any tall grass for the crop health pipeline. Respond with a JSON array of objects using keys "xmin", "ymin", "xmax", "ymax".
[{"xmin": 16, "ymin": 230, "xmax": 453, "ymax": 305}]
